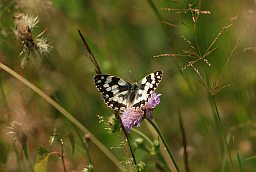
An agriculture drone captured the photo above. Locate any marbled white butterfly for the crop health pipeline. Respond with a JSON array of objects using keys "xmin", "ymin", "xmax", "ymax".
[{"xmin": 94, "ymin": 71, "xmax": 163, "ymax": 112}]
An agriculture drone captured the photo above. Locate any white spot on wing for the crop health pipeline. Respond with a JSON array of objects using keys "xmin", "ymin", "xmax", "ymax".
[
  {"xmin": 105, "ymin": 77, "xmax": 112, "ymax": 84},
  {"xmin": 151, "ymin": 73, "xmax": 154, "ymax": 80},
  {"xmin": 111, "ymin": 85, "xmax": 118, "ymax": 90},
  {"xmin": 112, "ymin": 89, "xmax": 119, "ymax": 95},
  {"xmin": 118, "ymin": 80, "xmax": 127, "ymax": 86},
  {"xmin": 106, "ymin": 87, "xmax": 111, "ymax": 91},
  {"xmin": 103, "ymin": 83, "xmax": 109, "ymax": 88},
  {"xmin": 118, "ymin": 97, "xmax": 123, "ymax": 103},
  {"xmin": 141, "ymin": 77, "xmax": 147, "ymax": 84},
  {"xmin": 122, "ymin": 99, "xmax": 127, "ymax": 105},
  {"xmin": 122, "ymin": 91, "xmax": 128, "ymax": 95},
  {"xmin": 113, "ymin": 96, "xmax": 119, "ymax": 102},
  {"xmin": 138, "ymin": 90, "xmax": 143, "ymax": 94}
]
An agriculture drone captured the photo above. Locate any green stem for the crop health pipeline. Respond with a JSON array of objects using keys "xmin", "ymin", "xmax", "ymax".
[
  {"xmin": 132, "ymin": 129, "xmax": 153, "ymax": 146},
  {"xmin": 0, "ymin": 63, "xmax": 126, "ymax": 172},
  {"xmin": 237, "ymin": 152, "xmax": 243, "ymax": 172},
  {"xmin": 22, "ymin": 139, "xmax": 34, "ymax": 172},
  {"xmin": 73, "ymin": 125, "xmax": 92, "ymax": 164},
  {"xmin": 133, "ymin": 129, "xmax": 172, "ymax": 172},
  {"xmin": 211, "ymin": 95, "xmax": 234, "ymax": 169},
  {"xmin": 147, "ymin": 119, "xmax": 180, "ymax": 172},
  {"xmin": 116, "ymin": 113, "xmax": 137, "ymax": 166}
]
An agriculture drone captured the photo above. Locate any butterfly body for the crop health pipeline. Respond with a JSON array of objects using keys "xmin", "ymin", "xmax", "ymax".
[{"xmin": 94, "ymin": 71, "xmax": 163, "ymax": 112}]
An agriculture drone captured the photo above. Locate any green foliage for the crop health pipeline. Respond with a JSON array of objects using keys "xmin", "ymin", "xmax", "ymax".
[
  {"xmin": 34, "ymin": 153, "xmax": 51, "ymax": 172},
  {"xmin": 135, "ymin": 161, "xmax": 146, "ymax": 172}
]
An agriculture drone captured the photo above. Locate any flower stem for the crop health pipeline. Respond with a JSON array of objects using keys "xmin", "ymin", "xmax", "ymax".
[
  {"xmin": 22, "ymin": 139, "xmax": 34, "ymax": 172},
  {"xmin": 211, "ymin": 95, "xmax": 234, "ymax": 169},
  {"xmin": 133, "ymin": 129, "xmax": 172, "ymax": 172},
  {"xmin": 60, "ymin": 141, "xmax": 67, "ymax": 172},
  {"xmin": 115, "ymin": 113, "xmax": 137, "ymax": 166},
  {"xmin": 73, "ymin": 125, "xmax": 92, "ymax": 164},
  {"xmin": 147, "ymin": 119, "xmax": 180, "ymax": 172}
]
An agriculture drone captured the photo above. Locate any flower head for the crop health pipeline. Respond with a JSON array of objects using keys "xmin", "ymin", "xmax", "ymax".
[
  {"xmin": 121, "ymin": 92, "xmax": 161, "ymax": 132},
  {"xmin": 13, "ymin": 13, "xmax": 51, "ymax": 68},
  {"xmin": 121, "ymin": 107, "xmax": 144, "ymax": 132},
  {"xmin": 144, "ymin": 92, "xmax": 161, "ymax": 119}
]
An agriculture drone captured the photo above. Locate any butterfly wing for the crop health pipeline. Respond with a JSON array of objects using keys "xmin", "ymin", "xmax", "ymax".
[
  {"xmin": 132, "ymin": 70, "xmax": 163, "ymax": 108},
  {"xmin": 94, "ymin": 74, "xmax": 131, "ymax": 111}
]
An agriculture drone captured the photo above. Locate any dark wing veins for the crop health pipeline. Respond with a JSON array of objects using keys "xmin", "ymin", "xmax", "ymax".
[
  {"xmin": 132, "ymin": 71, "xmax": 163, "ymax": 108},
  {"xmin": 94, "ymin": 74, "xmax": 131, "ymax": 111}
]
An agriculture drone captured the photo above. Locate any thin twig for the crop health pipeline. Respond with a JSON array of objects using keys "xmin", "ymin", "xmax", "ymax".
[
  {"xmin": 203, "ymin": 24, "xmax": 232, "ymax": 57},
  {"xmin": 178, "ymin": 111, "xmax": 190, "ymax": 172},
  {"xmin": 78, "ymin": 29, "xmax": 102, "ymax": 74},
  {"xmin": 161, "ymin": 20, "xmax": 179, "ymax": 28},
  {"xmin": 161, "ymin": 7, "xmax": 210, "ymax": 15},
  {"xmin": 60, "ymin": 140, "xmax": 67, "ymax": 172}
]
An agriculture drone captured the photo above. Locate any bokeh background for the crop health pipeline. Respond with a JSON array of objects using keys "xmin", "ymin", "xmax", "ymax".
[{"xmin": 1, "ymin": 0, "xmax": 256, "ymax": 171}]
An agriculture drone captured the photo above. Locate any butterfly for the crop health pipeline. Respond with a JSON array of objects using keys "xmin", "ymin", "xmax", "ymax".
[{"xmin": 94, "ymin": 71, "xmax": 163, "ymax": 112}]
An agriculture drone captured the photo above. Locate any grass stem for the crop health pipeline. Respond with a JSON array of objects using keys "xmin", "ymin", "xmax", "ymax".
[{"xmin": 147, "ymin": 119, "xmax": 180, "ymax": 172}]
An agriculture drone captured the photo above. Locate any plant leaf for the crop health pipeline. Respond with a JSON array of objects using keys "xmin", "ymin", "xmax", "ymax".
[{"xmin": 34, "ymin": 153, "xmax": 50, "ymax": 172}]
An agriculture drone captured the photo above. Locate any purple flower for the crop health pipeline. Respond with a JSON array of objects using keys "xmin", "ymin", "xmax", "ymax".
[
  {"xmin": 144, "ymin": 92, "xmax": 161, "ymax": 119},
  {"xmin": 121, "ymin": 92, "xmax": 161, "ymax": 132},
  {"xmin": 121, "ymin": 107, "xmax": 144, "ymax": 132}
]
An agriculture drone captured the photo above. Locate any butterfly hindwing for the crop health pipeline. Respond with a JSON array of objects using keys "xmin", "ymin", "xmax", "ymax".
[{"xmin": 94, "ymin": 75, "xmax": 131, "ymax": 111}]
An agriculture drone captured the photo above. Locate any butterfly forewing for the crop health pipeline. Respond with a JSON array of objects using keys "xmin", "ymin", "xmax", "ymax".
[
  {"xmin": 94, "ymin": 70, "xmax": 163, "ymax": 112},
  {"xmin": 132, "ymin": 71, "xmax": 163, "ymax": 108},
  {"xmin": 94, "ymin": 75, "xmax": 131, "ymax": 111}
]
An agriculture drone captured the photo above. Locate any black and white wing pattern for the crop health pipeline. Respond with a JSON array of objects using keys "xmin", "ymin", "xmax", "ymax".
[
  {"xmin": 94, "ymin": 74, "xmax": 131, "ymax": 111},
  {"xmin": 94, "ymin": 71, "xmax": 163, "ymax": 112},
  {"xmin": 132, "ymin": 71, "xmax": 163, "ymax": 108}
]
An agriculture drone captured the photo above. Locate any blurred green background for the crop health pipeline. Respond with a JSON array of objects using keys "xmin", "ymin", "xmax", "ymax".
[{"xmin": 1, "ymin": 0, "xmax": 256, "ymax": 171}]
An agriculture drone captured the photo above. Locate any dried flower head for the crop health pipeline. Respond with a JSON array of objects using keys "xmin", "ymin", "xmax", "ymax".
[
  {"xmin": 13, "ymin": 13, "xmax": 51, "ymax": 68},
  {"xmin": 7, "ymin": 122, "xmax": 27, "ymax": 146},
  {"xmin": 121, "ymin": 92, "xmax": 161, "ymax": 132},
  {"xmin": 13, "ymin": 13, "xmax": 37, "ymax": 50}
]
